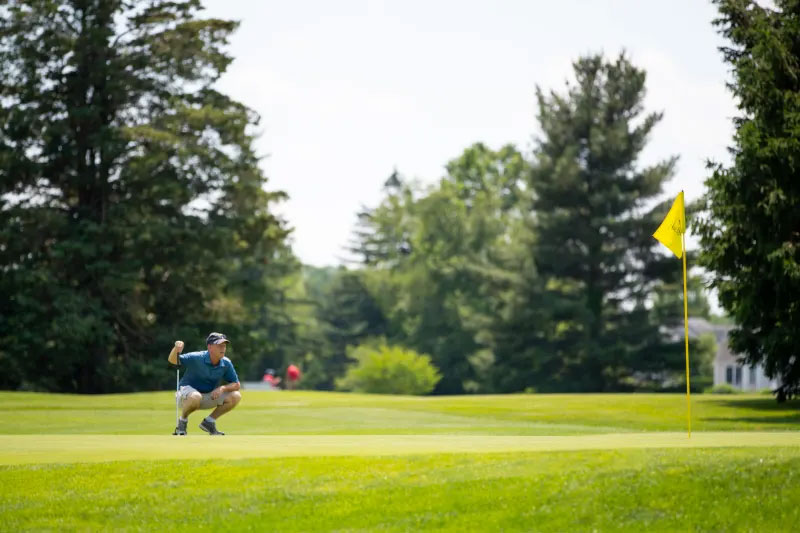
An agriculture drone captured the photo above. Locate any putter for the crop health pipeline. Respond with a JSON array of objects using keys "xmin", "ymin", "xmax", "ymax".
[{"xmin": 172, "ymin": 365, "xmax": 181, "ymax": 435}]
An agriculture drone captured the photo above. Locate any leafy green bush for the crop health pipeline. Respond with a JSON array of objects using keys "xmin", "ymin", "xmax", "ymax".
[
  {"xmin": 704, "ymin": 384, "xmax": 740, "ymax": 394},
  {"xmin": 336, "ymin": 344, "xmax": 441, "ymax": 395},
  {"xmin": 691, "ymin": 376, "xmax": 713, "ymax": 393}
]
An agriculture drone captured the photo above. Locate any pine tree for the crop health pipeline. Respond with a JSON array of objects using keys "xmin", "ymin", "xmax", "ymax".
[
  {"xmin": 698, "ymin": 1, "xmax": 800, "ymax": 401},
  {"xmin": 0, "ymin": 1, "xmax": 289, "ymax": 391},
  {"xmin": 529, "ymin": 53, "xmax": 678, "ymax": 391}
]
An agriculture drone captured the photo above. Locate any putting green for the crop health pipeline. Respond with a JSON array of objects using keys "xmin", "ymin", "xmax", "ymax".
[{"xmin": 2, "ymin": 431, "xmax": 798, "ymax": 465}]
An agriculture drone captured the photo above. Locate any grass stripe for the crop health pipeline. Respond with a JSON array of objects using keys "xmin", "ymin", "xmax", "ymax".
[{"xmin": 2, "ymin": 431, "xmax": 798, "ymax": 465}]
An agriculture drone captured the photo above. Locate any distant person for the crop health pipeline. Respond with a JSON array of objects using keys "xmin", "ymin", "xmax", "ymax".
[
  {"xmin": 262, "ymin": 368, "xmax": 281, "ymax": 390},
  {"xmin": 286, "ymin": 364, "xmax": 301, "ymax": 390},
  {"xmin": 168, "ymin": 332, "xmax": 241, "ymax": 436}
]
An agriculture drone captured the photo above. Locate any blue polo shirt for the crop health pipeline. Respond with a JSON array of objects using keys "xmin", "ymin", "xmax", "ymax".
[{"xmin": 178, "ymin": 351, "xmax": 239, "ymax": 393}]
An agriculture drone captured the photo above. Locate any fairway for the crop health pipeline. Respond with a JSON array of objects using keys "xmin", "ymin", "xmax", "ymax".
[
  {"xmin": 3, "ymin": 390, "xmax": 799, "ymax": 434},
  {"xmin": 2, "ymin": 391, "xmax": 799, "ymax": 531}
]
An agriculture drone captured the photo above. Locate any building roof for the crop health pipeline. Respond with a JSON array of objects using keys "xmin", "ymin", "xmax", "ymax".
[{"xmin": 686, "ymin": 317, "xmax": 732, "ymax": 344}]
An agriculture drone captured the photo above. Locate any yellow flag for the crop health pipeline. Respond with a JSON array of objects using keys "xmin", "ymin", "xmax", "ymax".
[
  {"xmin": 653, "ymin": 190, "xmax": 692, "ymax": 437},
  {"xmin": 653, "ymin": 191, "xmax": 685, "ymax": 258}
]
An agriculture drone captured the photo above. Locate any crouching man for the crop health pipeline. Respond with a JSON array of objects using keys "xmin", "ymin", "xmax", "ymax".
[{"xmin": 168, "ymin": 332, "xmax": 241, "ymax": 435}]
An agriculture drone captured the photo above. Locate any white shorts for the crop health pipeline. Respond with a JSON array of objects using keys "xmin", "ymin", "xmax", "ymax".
[{"xmin": 177, "ymin": 385, "xmax": 232, "ymax": 410}]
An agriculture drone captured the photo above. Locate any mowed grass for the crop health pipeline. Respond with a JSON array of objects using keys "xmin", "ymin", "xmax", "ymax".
[
  {"xmin": 0, "ymin": 390, "xmax": 798, "ymax": 531},
  {"xmin": 2, "ymin": 432, "xmax": 799, "ymax": 465},
  {"xmin": 1, "ymin": 390, "xmax": 799, "ymax": 434},
  {"xmin": 2, "ymin": 449, "xmax": 800, "ymax": 531}
]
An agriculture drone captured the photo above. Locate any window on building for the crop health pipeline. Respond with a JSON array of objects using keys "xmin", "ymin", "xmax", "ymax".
[
  {"xmin": 749, "ymin": 366, "xmax": 757, "ymax": 386},
  {"xmin": 735, "ymin": 366, "xmax": 742, "ymax": 386},
  {"xmin": 726, "ymin": 366, "xmax": 733, "ymax": 384}
]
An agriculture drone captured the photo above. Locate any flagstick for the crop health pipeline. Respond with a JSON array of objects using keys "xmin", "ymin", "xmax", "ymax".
[{"xmin": 682, "ymin": 233, "xmax": 691, "ymax": 438}]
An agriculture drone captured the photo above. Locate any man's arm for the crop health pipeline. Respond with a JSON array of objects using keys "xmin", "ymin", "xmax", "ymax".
[
  {"xmin": 211, "ymin": 381, "xmax": 240, "ymax": 399},
  {"xmin": 212, "ymin": 362, "xmax": 240, "ymax": 399},
  {"xmin": 221, "ymin": 382, "xmax": 240, "ymax": 392},
  {"xmin": 167, "ymin": 341, "xmax": 184, "ymax": 365}
]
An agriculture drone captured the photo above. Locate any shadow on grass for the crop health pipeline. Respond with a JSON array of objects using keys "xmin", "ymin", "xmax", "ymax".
[
  {"xmin": 714, "ymin": 398, "xmax": 800, "ymax": 412},
  {"xmin": 700, "ymin": 397, "xmax": 800, "ymax": 427},
  {"xmin": 702, "ymin": 415, "xmax": 800, "ymax": 426}
]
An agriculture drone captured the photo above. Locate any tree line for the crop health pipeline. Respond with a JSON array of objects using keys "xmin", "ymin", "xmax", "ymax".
[{"xmin": 0, "ymin": 0, "xmax": 796, "ymax": 400}]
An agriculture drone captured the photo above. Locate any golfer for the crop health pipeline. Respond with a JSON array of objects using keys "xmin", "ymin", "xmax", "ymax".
[{"xmin": 168, "ymin": 332, "xmax": 241, "ymax": 435}]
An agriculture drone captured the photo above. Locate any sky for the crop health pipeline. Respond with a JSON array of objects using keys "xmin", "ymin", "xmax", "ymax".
[{"xmin": 201, "ymin": 0, "xmax": 738, "ymax": 267}]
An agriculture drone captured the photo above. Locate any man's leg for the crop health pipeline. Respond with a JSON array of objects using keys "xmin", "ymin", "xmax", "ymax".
[
  {"xmin": 209, "ymin": 390, "xmax": 241, "ymax": 420},
  {"xmin": 199, "ymin": 391, "xmax": 241, "ymax": 435},
  {"xmin": 182, "ymin": 391, "xmax": 203, "ymax": 418},
  {"xmin": 174, "ymin": 388, "xmax": 202, "ymax": 435}
]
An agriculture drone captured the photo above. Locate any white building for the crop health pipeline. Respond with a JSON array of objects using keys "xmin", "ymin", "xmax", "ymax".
[{"xmin": 686, "ymin": 318, "xmax": 778, "ymax": 392}]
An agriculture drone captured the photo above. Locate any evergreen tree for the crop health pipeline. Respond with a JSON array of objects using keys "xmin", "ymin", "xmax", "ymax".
[
  {"xmin": 348, "ymin": 170, "xmax": 414, "ymax": 268},
  {"xmin": 528, "ymin": 53, "xmax": 679, "ymax": 391},
  {"xmin": 698, "ymin": 0, "xmax": 800, "ymax": 401},
  {"xmin": 0, "ymin": 0, "xmax": 289, "ymax": 392}
]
